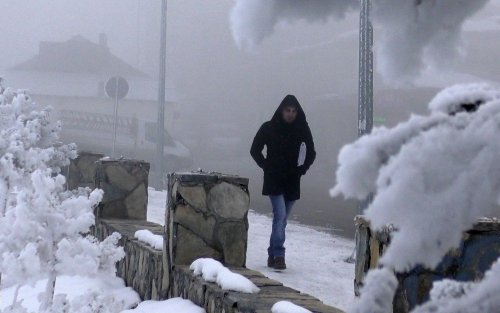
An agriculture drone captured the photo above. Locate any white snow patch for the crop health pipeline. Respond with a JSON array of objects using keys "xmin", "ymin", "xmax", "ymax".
[
  {"xmin": 428, "ymin": 83, "xmax": 500, "ymax": 114},
  {"xmin": 147, "ymin": 187, "xmax": 167, "ymax": 225},
  {"xmin": 121, "ymin": 298, "xmax": 205, "ymax": 313},
  {"xmin": 0, "ymin": 275, "xmax": 140, "ymax": 313},
  {"xmin": 272, "ymin": 301, "xmax": 312, "ymax": 313},
  {"xmin": 190, "ymin": 258, "xmax": 260, "ymax": 294},
  {"xmin": 350, "ymin": 268, "xmax": 398, "ymax": 313},
  {"xmin": 134, "ymin": 229, "xmax": 163, "ymax": 250}
]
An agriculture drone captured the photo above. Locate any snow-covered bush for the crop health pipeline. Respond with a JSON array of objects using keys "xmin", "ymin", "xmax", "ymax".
[
  {"xmin": 230, "ymin": 0, "xmax": 491, "ymax": 84},
  {"xmin": 0, "ymin": 84, "xmax": 124, "ymax": 313},
  {"xmin": 332, "ymin": 83, "xmax": 500, "ymax": 312}
]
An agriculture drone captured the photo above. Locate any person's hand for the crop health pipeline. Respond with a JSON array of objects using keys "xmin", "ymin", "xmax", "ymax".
[{"xmin": 298, "ymin": 165, "xmax": 307, "ymax": 176}]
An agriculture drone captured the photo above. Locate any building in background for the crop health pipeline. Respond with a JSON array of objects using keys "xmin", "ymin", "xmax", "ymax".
[{"xmin": 4, "ymin": 34, "xmax": 191, "ymax": 174}]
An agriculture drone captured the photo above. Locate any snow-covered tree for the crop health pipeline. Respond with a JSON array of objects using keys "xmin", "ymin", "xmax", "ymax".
[
  {"xmin": 230, "ymin": 0, "xmax": 491, "ymax": 84},
  {"xmin": 332, "ymin": 83, "xmax": 500, "ymax": 312},
  {"xmin": 0, "ymin": 84, "xmax": 124, "ymax": 313}
]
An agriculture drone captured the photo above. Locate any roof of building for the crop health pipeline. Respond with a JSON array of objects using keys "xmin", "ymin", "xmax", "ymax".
[
  {"xmin": 12, "ymin": 35, "xmax": 146, "ymax": 77},
  {"xmin": 4, "ymin": 35, "xmax": 177, "ymax": 102}
]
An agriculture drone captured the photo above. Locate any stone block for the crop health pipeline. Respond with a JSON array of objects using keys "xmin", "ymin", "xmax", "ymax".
[
  {"xmin": 207, "ymin": 182, "xmax": 250, "ymax": 220},
  {"xmin": 175, "ymin": 205, "xmax": 216, "ymax": 244},
  {"xmin": 178, "ymin": 185, "xmax": 207, "ymax": 211},
  {"xmin": 66, "ymin": 151, "xmax": 104, "ymax": 190},
  {"xmin": 175, "ymin": 225, "xmax": 222, "ymax": 265},
  {"xmin": 95, "ymin": 158, "xmax": 150, "ymax": 220},
  {"xmin": 125, "ymin": 183, "xmax": 148, "ymax": 220},
  {"xmin": 215, "ymin": 222, "xmax": 248, "ymax": 267},
  {"xmin": 166, "ymin": 172, "xmax": 250, "ymax": 269}
]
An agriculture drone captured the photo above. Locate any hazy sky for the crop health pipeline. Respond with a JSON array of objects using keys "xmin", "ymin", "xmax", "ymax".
[
  {"xmin": 0, "ymin": 0, "xmax": 499, "ymax": 233},
  {"xmin": 0, "ymin": 0, "xmax": 498, "ymax": 112}
]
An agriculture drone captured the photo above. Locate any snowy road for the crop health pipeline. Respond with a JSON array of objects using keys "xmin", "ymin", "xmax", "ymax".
[{"xmin": 148, "ymin": 189, "xmax": 355, "ymax": 311}]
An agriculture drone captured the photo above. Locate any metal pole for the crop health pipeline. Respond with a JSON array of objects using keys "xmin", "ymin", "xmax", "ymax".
[
  {"xmin": 156, "ymin": 0, "xmax": 167, "ymax": 188},
  {"xmin": 112, "ymin": 79, "xmax": 119, "ymax": 158},
  {"xmin": 358, "ymin": 0, "xmax": 374, "ymax": 213}
]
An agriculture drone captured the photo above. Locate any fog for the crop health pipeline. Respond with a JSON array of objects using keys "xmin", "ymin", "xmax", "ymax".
[{"xmin": 1, "ymin": 0, "xmax": 499, "ymax": 237}]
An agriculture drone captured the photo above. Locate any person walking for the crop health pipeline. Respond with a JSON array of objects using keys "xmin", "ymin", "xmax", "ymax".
[{"xmin": 250, "ymin": 94, "xmax": 316, "ymax": 270}]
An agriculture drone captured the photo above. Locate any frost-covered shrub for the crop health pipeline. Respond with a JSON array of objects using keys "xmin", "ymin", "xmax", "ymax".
[
  {"xmin": 230, "ymin": 0, "xmax": 490, "ymax": 84},
  {"xmin": 0, "ymin": 84, "xmax": 124, "ymax": 312},
  {"xmin": 332, "ymin": 84, "xmax": 500, "ymax": 312}
]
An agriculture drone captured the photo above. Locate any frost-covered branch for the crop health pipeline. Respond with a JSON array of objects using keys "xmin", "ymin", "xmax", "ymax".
[
  {"xmin": 230, "ymin": 0, "xmax": 491, "ymax": 84},
  {"xmin": 333, "ymin": 84, "xmax": 500, "ymax": 312}
]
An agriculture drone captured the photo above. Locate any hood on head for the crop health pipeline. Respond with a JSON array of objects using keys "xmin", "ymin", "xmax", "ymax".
[{"xmin": 271, "ymin": 94, "xmax": 307, "ymax": 126}]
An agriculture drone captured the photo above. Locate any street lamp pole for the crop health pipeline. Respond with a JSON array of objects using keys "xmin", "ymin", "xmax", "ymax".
[
  {"xmin": 358, "ymin": 0, "xmax": 374, "ymax": 213},
  {"xmin": 156, "ymin": 0, "xmax": 167, "ymax": 188}
]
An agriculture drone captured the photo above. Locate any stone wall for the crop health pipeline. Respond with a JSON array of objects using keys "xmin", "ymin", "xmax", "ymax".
[
  {"xmin": 94, "ymin": 158, "xmax": 150, "ymax": 220},
  {"xmin": 354, "ymin": 216, "xmax": 500, "ymax": 312},
  {"xmin": 93, "ymin": 218, "xmax": 169, "ymax": 300},
  {"xmin": 171, "ymin": 265, "xmax": 343, "ymax": 313},
  {"xmin": 89, "ymin": 167, "xmax": 345, "ymax": 312},
  {"xmin": 65, "ymin": 151, "xmax": 104, "ymax": 190},
  {"xmin": 164, "ymin": 172, "xmax": 250, "ymax": 273}
]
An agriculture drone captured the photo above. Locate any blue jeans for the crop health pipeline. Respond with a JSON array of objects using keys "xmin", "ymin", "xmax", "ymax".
[{"xmin": 268, "ymin": 195, "xmax": 295, "ymax": 258}]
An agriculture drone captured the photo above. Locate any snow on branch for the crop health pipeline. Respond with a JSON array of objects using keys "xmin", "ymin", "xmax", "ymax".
[
  {"xmin": 230, "ymin": 0, "xmax": 491, "ymax": 84},
  {"xmin": 230, "ymin": 0, "xmax": 357, "ymax": 50},
  {"xmin": 333, "ymin": 83, "xmax": 500, "ymax": 312}
]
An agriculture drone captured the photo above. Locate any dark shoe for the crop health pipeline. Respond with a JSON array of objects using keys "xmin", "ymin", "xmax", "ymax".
[
  {"xmin": 274, "ymin": 257, "xmax": 286, "ymax": 270},
  {"xmin": 267, "ymin": 256, "xmax": 275, "ymax": 268}
]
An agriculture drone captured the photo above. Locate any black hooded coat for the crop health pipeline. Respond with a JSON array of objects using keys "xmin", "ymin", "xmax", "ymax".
[{"xmin": 250, "ymin": 95, "xmax": 316, "ymax": 201}]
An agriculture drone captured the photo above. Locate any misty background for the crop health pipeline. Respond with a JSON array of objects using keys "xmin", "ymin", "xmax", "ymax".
[{"xmin": 1, "ymin": 0, "xmax": 499, "ymax": 237}]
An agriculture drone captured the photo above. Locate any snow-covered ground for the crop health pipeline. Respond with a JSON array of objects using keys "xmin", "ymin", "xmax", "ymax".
[
  {"xmin": 147, "ymin": 188, "xmax": 355, "ymax": 311},
  {"xmin": 246, "ymin": 212, "xmax": 355, "ymax": 311},
  {"xmin": 0, "ymin": 275, "xmax": 205, "ymax": 313},
  {"xmin": 0, "ymin": 275, "xmax": 140, "ymax": 312}
]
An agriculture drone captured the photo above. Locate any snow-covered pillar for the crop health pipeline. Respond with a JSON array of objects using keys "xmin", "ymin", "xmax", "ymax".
[
  {"xmin": 94, "ymin": 158, "xmax": 150, "ymax": 220},
  {"xmin": 164, "ymin": 171, "xmax": 250, "ymax": 277}
]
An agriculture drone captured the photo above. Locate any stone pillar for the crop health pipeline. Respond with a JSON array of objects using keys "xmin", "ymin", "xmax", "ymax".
[
  {"xmin": 164, "ymin": 171, "xmax": 250, "ymax": 275},
  {"xmin": 94, "ymin": 158, "xmax": 150, "ymax": 220},
  {"xmin": 65, "ymin": 151, "xmax": 104, "ymax": 190}
]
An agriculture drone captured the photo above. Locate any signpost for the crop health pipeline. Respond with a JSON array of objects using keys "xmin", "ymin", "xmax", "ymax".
[
  {"xmin": 345, "ymin": 0, "xmax": 375, "ymax": 264},
  {"xmin": 358, "ymin": 0, "xmax": 374, "ymax": 213},
  {"xmin": 105, "ymin": 76, "xmax": 129, "ymax": 158},
  {"xmin": 156, "ymin": 0, "xmax": 168, "ymax": 188}
]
